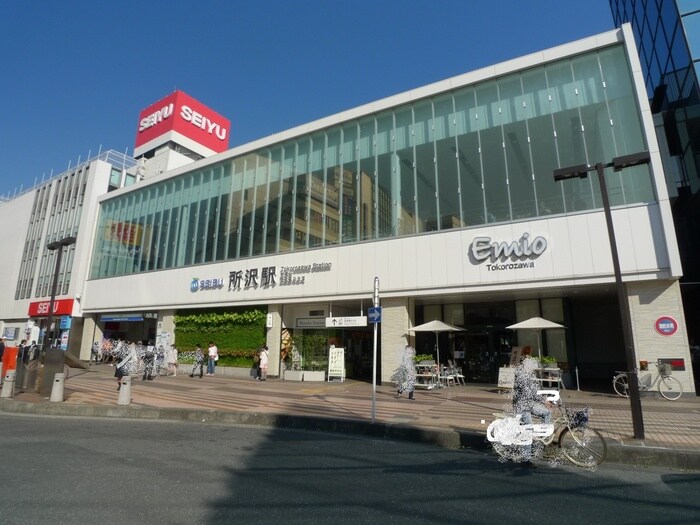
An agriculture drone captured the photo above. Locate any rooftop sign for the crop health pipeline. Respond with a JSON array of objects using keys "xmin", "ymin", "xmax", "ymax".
[{"xmin": 134, "ymin": 90, "xmax": 230, "ymax": 153}]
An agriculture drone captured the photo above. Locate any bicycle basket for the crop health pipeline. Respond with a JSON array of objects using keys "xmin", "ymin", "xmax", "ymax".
[
  {"xmin": 567, "ymin": 407, "xmax": 589, "ymax": 429},
  {"xmin": 658, "ymin": 363, "xmax": 672, "ymax": 377}
]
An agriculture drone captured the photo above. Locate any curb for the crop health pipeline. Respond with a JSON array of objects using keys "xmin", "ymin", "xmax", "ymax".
[{"xmin": 2, "ymin": 398, "xmax": 699, "ymax": 471}]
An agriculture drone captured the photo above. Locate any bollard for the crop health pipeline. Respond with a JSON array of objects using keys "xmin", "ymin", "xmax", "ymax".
[
  {"xmin": 1, "ymin": 370, "xmax": 16, "ymax": 398},
  {"xmin": 49, "ymin": 372, "xmax": 65, "ymax": 402},
  {"xmin": 117, "ymin": 376, "xmax": 132, "ymax": 406}
]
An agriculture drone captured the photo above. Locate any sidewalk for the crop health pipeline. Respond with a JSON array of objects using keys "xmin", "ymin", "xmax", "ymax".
[{"xmin": 2, "ymin": 364, "xmax": 699, "ymax": 470}]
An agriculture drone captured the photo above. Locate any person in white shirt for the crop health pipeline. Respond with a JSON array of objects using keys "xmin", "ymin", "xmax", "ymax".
[
  {"xmin": 258, "ymin": 345, "xmax": 269, "ymax": 381},
  {"xmin": 167, "ymin": 344, "xmax": 178, "ymax": 376},
  {"xmin": 207, "ymin": 341, "xmax": 218, "ymax": 376}
]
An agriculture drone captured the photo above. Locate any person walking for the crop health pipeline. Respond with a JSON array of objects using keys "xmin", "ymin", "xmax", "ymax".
[
  {"xmin": 206, "ymin": 341, "xmax": 218, "ymax": 376},
  {"xmin": 90, "ymin": 341, "xmax": 101, "ymax": 365},
  {"xmin": 167, "ymin": 344, "xmax": 178, "ymax": 376},
  {"xmin": 142, "ymin": 342, "xmax": 155, "ymax": 380},
  {"xmin": 189, "ymin": 344, "xmax": 205, "ymax": 378},
  {"xmin": 392, "ymin": 344, "xmax": 417, "ymax": 400},
  {"xmin": 258, "ymin": 344, "xmax": 269, "ymax": 381},
  {"xmin": 115, "ymin": 343, "xmax": 136, "ymax": 390}
]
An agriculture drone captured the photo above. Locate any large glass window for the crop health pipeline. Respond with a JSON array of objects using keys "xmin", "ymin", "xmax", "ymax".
[{"xmin": 90, "ymin": 44, "xmax": 656, "ymax": 279}]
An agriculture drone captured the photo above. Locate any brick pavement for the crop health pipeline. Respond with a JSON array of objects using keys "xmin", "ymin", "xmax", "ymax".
[{"xmin": 2, "ymin": 364, "xmax": 699, "ymax": 469}]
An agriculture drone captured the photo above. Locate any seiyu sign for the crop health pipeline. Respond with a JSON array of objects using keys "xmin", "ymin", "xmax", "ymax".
[{"xmin": 469, "ymin": 232, "xmax": 547, "ymax": 271}]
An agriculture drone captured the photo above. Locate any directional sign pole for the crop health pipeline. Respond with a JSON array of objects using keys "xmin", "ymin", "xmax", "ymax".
[{"xmin": 372, "ymin": 277, "xmax": 379, "ymax": 423}]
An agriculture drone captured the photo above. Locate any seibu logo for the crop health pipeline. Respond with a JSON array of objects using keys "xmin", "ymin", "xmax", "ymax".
[{"xmin": 138, "ymin": 103, "xmax": 227, "ymax": 141}]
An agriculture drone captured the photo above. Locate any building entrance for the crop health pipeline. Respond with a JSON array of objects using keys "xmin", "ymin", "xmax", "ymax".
[{"xmin": 459, "ymin": 329, "xmax": 513, "ymax": 383}]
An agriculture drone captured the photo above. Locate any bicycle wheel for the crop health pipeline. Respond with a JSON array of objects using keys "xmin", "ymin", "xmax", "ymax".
[
  {"xmin": 612, "ymin": 373, "xmax": 629, "ymax": 397},
  {"xmin": 558, "ymin": 427, "xmax": 607, "ymax": 468},
  {"xmin": 658, "ymin": 376, "xmax": 683, "ymax": 400}
]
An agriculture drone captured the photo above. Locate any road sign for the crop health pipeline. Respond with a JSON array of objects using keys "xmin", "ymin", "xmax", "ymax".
[
  {"xmin": 368, "ymin": 306, "xmax": 382, "ymax": 324},
  {"xmin": 325, "ymin": 316, "xmax": 368, "ymax": 328}
]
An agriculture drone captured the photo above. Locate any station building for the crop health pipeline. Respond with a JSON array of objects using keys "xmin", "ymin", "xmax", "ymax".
[{"xmin": 1, "ymin": 25, "xmax": 695, "ymax": 391}]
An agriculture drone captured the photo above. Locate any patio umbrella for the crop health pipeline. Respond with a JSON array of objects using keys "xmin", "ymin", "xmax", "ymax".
[
  {"xmin": 506, "ymin": 317, "xmax": 565, "ymax": 361},
  {"xmin": 408, "ymin": 320, "xmax": 464, "ymax": 378}
]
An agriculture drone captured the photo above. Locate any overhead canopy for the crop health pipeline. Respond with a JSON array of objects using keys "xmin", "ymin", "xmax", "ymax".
[
  {"xmin": 408, "ymin": 320, "xmax": 464, "ymax": 333},
  {"xmin": 506, "ymin": 317, "xmax": 565, "ymax": 331},
  {"xmin": 408, "ymin": 320, "xmax": 464, "ymax": 382},
  {"xmin": 506, "ymin": 317, "xmax": 565, "ymax": 361}
]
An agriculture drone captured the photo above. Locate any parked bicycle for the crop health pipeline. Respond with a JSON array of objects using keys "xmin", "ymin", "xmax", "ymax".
[
  {"xmin": 612, "ymin": 361, "xmax": 682, "ymax": 400},
  {"xmin": 487, "ymin": 390, "xmax": 607, "ymax": 468}
]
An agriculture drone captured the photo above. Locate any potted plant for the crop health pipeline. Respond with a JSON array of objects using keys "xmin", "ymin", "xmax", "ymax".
[{"xmin": 540, "ymin": 355, "xmax": 558, "ymax": 367}]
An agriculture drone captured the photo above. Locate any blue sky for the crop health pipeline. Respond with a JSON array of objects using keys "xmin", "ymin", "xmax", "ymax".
[{"xmin": 0, "ymin": 0, "xmax": 613, "ymax": 198}]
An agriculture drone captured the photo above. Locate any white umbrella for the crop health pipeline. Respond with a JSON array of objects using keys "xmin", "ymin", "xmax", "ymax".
[
  {"xmin": 408, "ymin": 320, "xmax": 464, "ymax": 381},
  {"xmin": 506, "ymin": 316, "xmax": 565, "ymax": 360}
]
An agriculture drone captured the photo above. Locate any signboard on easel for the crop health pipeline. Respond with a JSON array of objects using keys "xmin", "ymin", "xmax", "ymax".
[
  {"xmin": 497, "ymin": 367, "xmax": 514, "ymax": 389},
  {"xmin": 328, "ymin": 346, "xmax": 345, "ymax": 382}
]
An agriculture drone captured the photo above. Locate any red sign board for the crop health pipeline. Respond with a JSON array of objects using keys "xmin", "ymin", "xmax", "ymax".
[
  {"xmin": 654, "ymin": 316, "xmax": 678, "ymax": 336},
  {"xmin": 105, "ymin": 220, "xmax": 143, "ymax": 246},
  {"xmin": 28, "ymin": 299, "xmax": 74, "ymax": 317},
  {"xmin": 134, "ymin": 90, "xmax": 230, "ymax": 153}
]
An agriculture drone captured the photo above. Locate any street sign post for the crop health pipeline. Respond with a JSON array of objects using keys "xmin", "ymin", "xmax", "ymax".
[{"xmin": 372, "ymin": 277, "xmax": 379, "ymax": 423}]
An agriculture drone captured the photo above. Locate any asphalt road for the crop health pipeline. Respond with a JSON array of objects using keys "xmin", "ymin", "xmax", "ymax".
[{"xmin": 1, "ymin": 414, "xmax": 699, "ymax": 525}]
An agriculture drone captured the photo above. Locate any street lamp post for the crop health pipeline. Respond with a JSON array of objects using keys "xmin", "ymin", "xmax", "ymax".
[
  {"xmin": 43, "ymin": 236, "xmax": 77, "ymax": 354},
  {"xmin": 554, "ymin": 151, "xmax": 651, "ymax": 440}
]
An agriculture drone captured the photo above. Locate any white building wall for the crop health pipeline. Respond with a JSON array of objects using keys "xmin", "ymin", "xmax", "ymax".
[
  {"xmin": 628, "ymin": 280, "xmax": 694, "ymax": 391},
  {"xmin": 380, "ymin": 297, "xmax": 412, "ymax": 384},
  {"xmin": 81, "ymin": 203, "xmax": 675, "ymax": 313}
]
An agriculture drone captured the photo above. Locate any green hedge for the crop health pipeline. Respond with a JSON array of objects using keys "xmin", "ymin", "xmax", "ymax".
[{"xmin": 174, "ymin": 308, "xmax": 266, "ymax": 367}]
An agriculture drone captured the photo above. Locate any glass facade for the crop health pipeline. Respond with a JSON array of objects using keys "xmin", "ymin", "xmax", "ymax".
[
  {"xmin": 90, "ymin": 44, "xmax": 654, "ymax": 279},
  {"xmin": 611, "ymin": 0, "xmax": 700, "ymax": 189}
]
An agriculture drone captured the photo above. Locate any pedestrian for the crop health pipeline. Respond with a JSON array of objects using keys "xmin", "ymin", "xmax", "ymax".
[
  {"xmin": 90, "ymin": 341, "xmax": 100, "ymax": 365},
  {"xmin": 190, "ymin": 344, "xmax": 205, "ymax": 378},
  {"xmin": 142, "ymin": 341, "xmax": 155, "ymax": 380},
  {"xmin": 29, "ymin": 340, "xmax": 39, "ymax": 361},
  {"xmin": 257, "ymin": 344, "xmax": 269, "ymax": 381},
  {"xmin": 18, "ymin": 339, "xmax": 29, "ymax": 364},
  {"xmin": 0, "ymin": 336, "xmax": 6, "ymax": 363},
  {"xmin": 114, "ymin": 343, "xmax": 135, "ymax": 390},
  {"xmin": 392, "ymin": 344, "xmax": 416, "ymax": 400},
  {"xmin": 207, "ymin": 341, "xmax": 218, "ymax": 376},
  {"xmin": 167, "ymin": 344, "xmax": 178, "ymax": 377}
]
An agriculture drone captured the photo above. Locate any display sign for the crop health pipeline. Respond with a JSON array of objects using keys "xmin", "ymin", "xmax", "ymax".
[
  {"xmin": 105, "ymin": 220, "xmax": 143, "ymax": 246},
  {"xmin": 296, "ymin": 318, "xmax": 326, "ymax": 328},
  {"xmin": 497, "ymin": 367, "xmax": 515, "ymax": 389},
  {"xmin": 3, "ymin": 327, "xmax": 19, "ymax": 340},
  {"xmin": 28, "ymin": 299, "xmax": 74, "ymax": 317},
  {"xmin": 327, "ymin": 346, "xmax": 345, "ymax": 382},
  {"xmin": 100, "ymin": 314, "xmax": 144, "ymax": 322},
  {"xmin": 658, "ymin": 357, "xmax": 685, "ymax": 371},
  {"xmin": 59, "ymin": 316, "xmax": 72, "ymax": 330},
  {"xmin": 325, "ymin": 316, "xmax": 368, "ymax": 328},
  {"xmin": 654, "ymin": 316, "xmax": 678, "ymax": 336},
  {"xmin": 134, "ymin": 90, "xmax": 230, "ymax": 153}
]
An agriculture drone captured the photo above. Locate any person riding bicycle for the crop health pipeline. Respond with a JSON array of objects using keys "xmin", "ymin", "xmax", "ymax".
[{"xmin": 512, "ymin": 357, "xmax": 553, "ymax": 425}]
